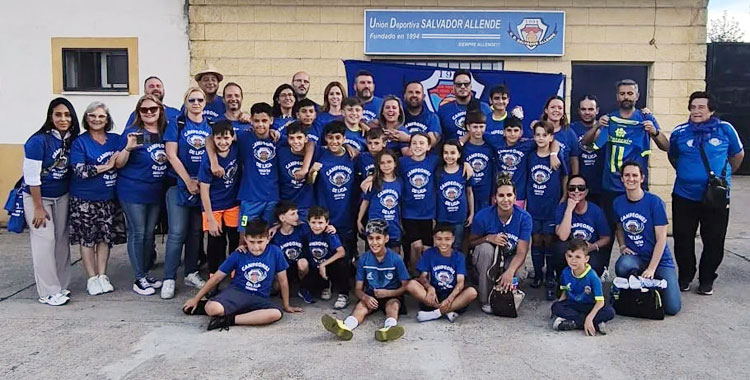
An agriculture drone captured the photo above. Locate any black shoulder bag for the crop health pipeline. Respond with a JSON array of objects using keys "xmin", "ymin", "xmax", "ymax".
[{"xmin": 698, "ymin": 143, "xmax": 729, "ymax": 210}]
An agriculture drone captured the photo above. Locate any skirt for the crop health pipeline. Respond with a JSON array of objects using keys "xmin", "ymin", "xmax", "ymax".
[{"xmin": 69, "ymin": 196, "xmax": 127, "ymax": 248}]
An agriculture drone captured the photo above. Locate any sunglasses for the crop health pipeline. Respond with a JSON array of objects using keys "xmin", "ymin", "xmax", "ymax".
[
  {"xmin": 568, "ymin": 185, "xmax": 588, "ymax": 192},
  {"xmin": 139, "ymin": 106, "xmax": 160, "ymax": 114},
  {"xmin": 454, "ymin": 82, "xmax": 471, "ymax": 88},
  {"xmin": 188, "ymin": 98, "xmax": 205, "ymax": 104}
]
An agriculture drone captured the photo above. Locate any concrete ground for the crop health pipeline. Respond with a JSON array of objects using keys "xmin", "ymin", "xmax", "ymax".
[{"xmin": 2, "ymin": 180, "xmax": 750, "ymax": 380}]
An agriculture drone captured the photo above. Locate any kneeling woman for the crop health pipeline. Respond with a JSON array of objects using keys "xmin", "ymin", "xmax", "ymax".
[{"xmin": 613, "ymin": 161, "xmax": 681, "ymax": 316}]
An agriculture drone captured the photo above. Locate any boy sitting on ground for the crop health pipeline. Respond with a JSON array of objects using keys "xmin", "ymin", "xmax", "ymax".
[
  {"xmin": 321, "ymin": 219, "xmax": 409, "ymax": 342},
  {"xmin": 551, "ymin": 238, "xmax": 615, "ymax": 336},
  {"xmin": 183, "ymin": 219, "xmax": 302, "ymax": 331},
  {"xmin": 406, "ymin": 224, "xmax": 478, "ymax": 323}
]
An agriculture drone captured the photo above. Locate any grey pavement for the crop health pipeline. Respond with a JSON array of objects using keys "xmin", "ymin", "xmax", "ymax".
[{"xmin": 2, "ymin": 179, "xmax": 750, "ymax": 379}]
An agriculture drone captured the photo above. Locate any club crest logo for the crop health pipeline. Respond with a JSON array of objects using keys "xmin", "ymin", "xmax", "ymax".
[
  {"xmin": 502, "ymin": 153, "xmax": 520, "ymax": 168},
  {"xmin": 470, "ymin": 158, "xmax": 487, "ymax": 172},
  {"xmin": 410, "ymin": 174, "xmax": 428, "ymax": 188},
  {"xmin": 532, "ymin": 169, "xmax": 550, "ymax": 184},
  {"xmin": 254, "ymin": 146, "xmax": 275, "ymax": 163},
  {"xmin": 507, "ymin": 18, "xmax": 558, "ymax": 51},
  {"xmin": 623, "ymin": 219, "xmax": 645, "ymax": 235},
  {"xmin": 615, "ymin": 127, "xmax": 627, "ymax": 138},
  {"xmin": 686, "ymin": 139, "xmax": 694, "ymax": 148},
  {"xmin": 244, "ymin": 268, "xmax": 267, "ymax": 284},
  {"xmin": 186, "ymin": 133, "xmax": 206, "ymax": 150},
  {"xmin": 328, "ymin": 170, "xmax": 351, "ymax": 187},
  {"xmin": 52, "ymin": 149, "xmax": 69, "ymax": 169},
  {"xmin": 435, "ymin": 270, "xmax": 454, "ymax": 288},
  {"xmin": 384, "ymin": 272, "xmax": 394, "ymax": 280},
  {"xmin": 572, "ymin": 229, "xmax": 591, "ymax": 241},
  {"xmin": 366, "ymin": 271, "xmax": 374, "ymax": 281},
  {"xmin": 420, "ymin": 70, "xmax": 485, "ymax": 113},
  {"xmin": 284, "ymin": 247, "xmax": 301, "ymax": 261},
  {"xmin": 443, "ymin": 185, "xmax": 462, "ymax": 201},
  {"xmin": 709, "ymin": 138, "xmax": 721, "ymax": 147},
  {"xmin": 224, "ymin": 162, "xmax": 238, "ymax": 181},
  {"xmin": 584, "ymin": 286, "xmax": 592, "ymax": 295},
  {"xmin": 380, "ymin": 194, "xmax": 398, "ymax": 209},
  {"xmin": 151, "ymin": 148, "xmax": 168, "ymax": 165},
  {"xmin": 454, "ymin": 115, "xmax": 466, "ymax": 129},
  {"xmin": 311, "ymin": 247, "xmax": 326, "ymax": 261}
]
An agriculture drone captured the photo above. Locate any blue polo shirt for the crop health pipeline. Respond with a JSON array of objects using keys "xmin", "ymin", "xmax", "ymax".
[
  {"xmin": 471, "ymin": 205, "xmax": 533, "ymax": 251},
  {"xmin": 559, "ymin": 265, "xmax": 604, "ymax": 304},
  {"xmin": 356, "ymin": 249, "xmax": 410, "ymax": 295}
]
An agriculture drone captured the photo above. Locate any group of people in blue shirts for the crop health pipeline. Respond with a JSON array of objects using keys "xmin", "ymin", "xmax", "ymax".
[{"xmin": 21, "ymin": 68, "xmax": 743, "ymax": 340}]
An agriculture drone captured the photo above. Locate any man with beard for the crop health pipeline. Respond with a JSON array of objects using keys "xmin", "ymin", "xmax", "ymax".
[
  {"xmin": 291, "ymin": 71, "xmax": 319, "ymax": 110},
  {"xmin": 437, "ymin": 69, "xmax": 492, "ymax": 141},
  {"xmin": 403, "ymin": 81, "xmax": 440, "ymax": 148},
  {"xmin": 216, "ymin": 82, "xmax": 252, "ymax": 132},
  {"xmin": 354, "ymin": 70, "xmax": 382, "ymax": 123},
  {"xmin": 126, "ymin": 76, "xmax": 181, "ymax": 126},
  {"xmin": 582, "ymin": 79, "xmax": 668, "ymax": 270},
  {"xmin": 192, "ymin": 68, "xmax": 226, "ymax": 121},
  {"xmin": 570, "ymin": 95, "xmax": 603, "ymax": 206}
]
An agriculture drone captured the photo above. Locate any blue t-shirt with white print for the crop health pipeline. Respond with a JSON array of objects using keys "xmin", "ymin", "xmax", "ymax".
[
  {"xmin": 554, "ymin": 202, "xmax": 610, "ymax": 243},
  {"xmin": 364, "ymin": 177, "xmax": 403, "ymax": 242},
  {"xmin": 313, "ymin": 148, "xmax": 356, "ymax": 232},
  {"xmin": 404, "ymin": 107, "xmax": 441, "ymax": 136},
  {"xmin": 116, "ymin": 126, "xmax": 167, "ymax": 204},
  {"xmin": 23, "ymin": 131, "xmax": 71, "ymax": 198},
  {"xmin": 197, "ymin": 144, "xmax": 239, "ymax": 211},
  {"xmin": 305, "ymin": 230, "xmax": 343, "ymax": 267},
  {"xmin": 219, "ymin": 244, "xmax": 288, "ymax": 297},
  {"xmin": 277, "ymin": 146, "xmax": 314, "ymax": 209},
  {"xmin": 436, "ymin": 167, "xmax": 471, "ymax": 224},
  {"xmin": 485, "ymin": 136, "xmax": 535, "ymax": 201},
  {"xmin": 526, "ymin": 151, "xmax": 568, "ymax": 221},
  {"xmin": 613, "ymin": 191, "xmax": 674, "ymax": 268},
  {"xmin": 270, "ymin": 224, "xmax": 308, "ymax": 264},
  {"xmin": 356, "ymin": 248, "xmax": 410, "ymax": 295},
  {"xmin": 163, "ymin": 117, "xmax": 211, "ymax": 178},
  {"xmin": 463, "ymin": 140, "xmax": 494, "ymax": 210},
  {"xmin": 570, "ymin": 121, "xmax": 604, "ymax": 195},
  {"xmin": 399, "ymin": 153, "xmax": 440, "ymax": 220},
  {"xmin": 416, "ymin": 247, "xmax": 467, "ymax": 299},
  {"xmin": 438, "ymin": 100, "xmax": 492, "ymax": 141},
  {"xmin": 70, "ymin": 132, "xmax": 120, "ymax": 201},
  {"xmin": 235, "ymin": 130, "xmax": 279, "ymax": 202},
  {"xmin": 361, "ymin": 96, "xmax": 383, "ymax": 124}
]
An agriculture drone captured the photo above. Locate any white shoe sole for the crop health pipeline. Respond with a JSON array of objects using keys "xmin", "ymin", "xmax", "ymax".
[{"xmin": 132, "ymin": 284, "xmax": 155, "ymax": 296}]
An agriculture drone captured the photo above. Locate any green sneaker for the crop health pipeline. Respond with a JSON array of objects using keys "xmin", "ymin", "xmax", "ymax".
[
  {"xmin": 375, "ymin": 325, "xmax": 405, "ymax": 342},
  {"xmin": 321, "ymin": 314, "xmax": 353, "ymax": 341}
]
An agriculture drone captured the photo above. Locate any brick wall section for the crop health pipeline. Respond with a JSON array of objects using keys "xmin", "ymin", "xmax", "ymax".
[{"xmin": 188, "ymin": 0, "xmax": 708, "ymax": 220}]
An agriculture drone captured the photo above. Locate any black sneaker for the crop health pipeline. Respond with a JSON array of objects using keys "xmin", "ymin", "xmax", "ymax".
[
  {"xmin": 697, "ymin": 282, "xmax": 714, "ymax": 295},
  {"xmin": 552, "ymin": 317, "xmax": 577, "ymax": 331},
  {"xmin": 529, "ymin": 278, "xmax": 542, "ymax": 288},
  {"xmin": 207, "ymin": 315, "xmax": 232, "ymax": 331},
  {"xmin": 545, "ymin": 287, "xmax": 556, "ymax": 301},
  {"xmin": 679, "ymin": 280, "xmax": 691, "ymax": 292}
]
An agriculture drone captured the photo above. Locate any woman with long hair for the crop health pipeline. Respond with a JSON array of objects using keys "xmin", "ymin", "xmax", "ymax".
[
  {"xmin": 115, "ymin": 94, "xmax": 168, "ymax": 296},
  {"xmin": 316, "ymin": 81, "xmax": 346, "ymax": 129},
  {"xmin": 69, "ymin": 101, "xmax": 125, "ymax": 295},
  {"xmin": 541, "ymin": 95, "xmax": 580, "ymax": 175},
  {"xmin": 377, "ymin": 95, "xmax": 410, "ymax": 156},
  {"xmin": 272, "ymin": 83, "xmax": 298, "ymax": 132},
  {"xmin": 23, "ymin": 97, "xmax": 80, "ymax": 306}
]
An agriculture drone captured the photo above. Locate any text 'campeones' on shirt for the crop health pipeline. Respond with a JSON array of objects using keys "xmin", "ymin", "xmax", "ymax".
[
  {"xmin": 356, "ymin": 249, "xmax": 410, "ymax": 295},
  {"xmin": 116, "ymin": 126, "xmax": 167, "ymax": 204},
  {"xmin": 462, "ymin": 141, "xmax": 494, "ymax": 209},
  {"xmin": 313, "ymin": 148, "xmax": 356, "ymax": 231},
  {"xmin": 570, "ymin": 121, "xmax": 604, "ymax": 195},
  {"xmin": 526, "ymin": 151, "xmax": 568, "ymax": 221},
  {"xmin": 560, "ymin": 265, "xmax": 604, "ymax": 304},
  {"xmin": 471, "ymin": 205, "xmax": 533, "ymax": 252},
  {"xmin": 197, "ymin": 144, "xmax": 240, "ymax": 211},
  {"xmin": 613, "ymin": 191, "xmax": 674, "ymax": 268},
  {"xmin": 438, "ymin": 100, "xmax": 492, "ymax": 141},
  {"xmin": 436, "ymin": 167, "xmax": 471, "ymax": 224},
  {"xmin": 69, "ymin": 132, "xmax": 120, "ymax": 201},
  {"xmin": 554, "ymin": 202, "xmax": 610, "ymax": 243},
  {"xmin": 305, "ymin": 231, "xmax": 343, "ymax": 267},
  {"xmin": 416, "ymin": 247, "xmax": 467, "ymax": 298},
  {"xmin": 404, "ymin": 107, "xmax": 441, "ymax": 136},
  {"xmin": 270, "ymin": 224, "xmax": 308, "ymax": 263},
  {"xmin": 219, "ymin": 244, "xmax": 289, "ymax": 298},
  {"xmin": 399, "ymin": 153, "xmax": 440, "ymax": 219},
  {"xmin": 163, "ymin": 117, "xmax": 211, "ymax": 178},
  {"xmin": 235, "ymin": 130, "xmax": 279, "ymax": 202},
  {"xmin": 364, "ymin": 177, "xmax": 404, "ymax": 242}
]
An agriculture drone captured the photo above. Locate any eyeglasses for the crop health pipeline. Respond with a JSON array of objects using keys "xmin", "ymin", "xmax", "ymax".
[
  {"xmin": 455, "ymin": 82, "xmax": 471, "ymax": 88},
  {"xmin": 568, "ymin": 185, "xmax": 587, "ymax": 192},
  {"xmin": 188, "ymin": 98, "xmax": 205, "ymax": 104},
  {"xmin": 87, "ymin": 113, "xmax": 107, "ymax": 120},
  {"xmin": 139, "ymin": 106, "xmax": 160, "ymax": 114},
  {"xmin": 279, "ymin": 93, "xmax": 295, "ymax": 99}
]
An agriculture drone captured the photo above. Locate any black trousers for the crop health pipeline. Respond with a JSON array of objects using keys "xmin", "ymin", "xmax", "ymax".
[
  {"xmin": 301, "ymin": 259, "xmax": 351, "ymax": 295},
  {"xmin": 672, "ymin": 193, "xmax": 730, "ymax": 285},
  {"xmin": 207, "ymin": 226, "xmax": 239, "ymax": 274}
]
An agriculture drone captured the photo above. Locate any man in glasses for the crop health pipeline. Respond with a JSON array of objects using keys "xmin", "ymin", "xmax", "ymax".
[
  {"xmin": 291, "ymin": 71, "xmax": 319, "ymax": 110},
  {"xmin": 437, "ymin": 69, "xmax": 492, "ymax": 141},
  {"xmin": 193, "ymin": 68, "xmax": 226, "ymax": 121},
  {"xmin": 353, "ymin": 70, "xmax": 382, "ymax": 123},
  {"xmin": 126, "ymin": 76, "xmax": 181, "ymax": 127}
]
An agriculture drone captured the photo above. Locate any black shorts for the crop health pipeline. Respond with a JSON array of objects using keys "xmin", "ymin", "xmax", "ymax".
[
  {"xmin": 210, "ymin": 286, "xmax": 282, "ymax": 316},
  {"xmin": 365, "ymin": 293, "xmax": 408, "ymax": 315},
  {"xmin": 402, "ymin": 218, "xmax": 433, "ymax": 247},
  {"xmin": 418, "ymin": 291, "xmax": 468, "ymax": 314}
]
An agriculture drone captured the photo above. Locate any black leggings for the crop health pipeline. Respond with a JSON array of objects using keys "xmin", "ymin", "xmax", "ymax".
[
  {"xmin": 301, "ymin": 259, "xmax": 351, "ymax": 295},
  {"xmin": 207, "ymin": 226, "xmax": 239, "ymax": 274}
]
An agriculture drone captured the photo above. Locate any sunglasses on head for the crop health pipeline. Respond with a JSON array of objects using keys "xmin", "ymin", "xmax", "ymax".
[
  {"xmin": 188, "ymin": 98, "xmax": 205, "ymax": 104},
  {"xmin": 139, "ymin": 106, "xmax": 160, "ymax": 114},
  {"xmin": 568, "ymin": 184, "xmax": 587, "ymax": 192}
]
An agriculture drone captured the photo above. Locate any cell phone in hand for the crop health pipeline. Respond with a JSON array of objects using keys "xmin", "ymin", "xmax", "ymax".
[{"xmin": 136, "ymin": 133, "xmax": 159, "ymax": 144}]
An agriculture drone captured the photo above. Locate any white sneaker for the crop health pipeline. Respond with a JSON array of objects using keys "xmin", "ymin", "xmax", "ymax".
[
  {"xmin": 333, "ymin": 294, "xmax": 350, "ymax": 309},
  {"xmin": 87, "ymin": 276, "xmax": 103, "ymax": 296},
  {"xmin": 184, "ymin": 272, "xmax": 206, "ymax": 289},
  {"xmin": 446, "ymin": 312, "xmax": 459, "ymax": 323},
  {"xmin": 600, "ymin": 266, "xmax": 610, "ymax": 283},
  {"xmin": 320, "ymin": 286, "xmax": 332, "ymax": 301},
  {"xmin": 133, "ymin": 278, "xmax": 155, "ymax": 296},
  {"xmin": 98, "ymin": 275, "xmax": 114, "ymax": 293},
  {"xmin": 38, "ymin": 293, "xmax": 69, "ymax": 306},
  {"xmin": 60, "ymin": 289, "xmax": 71, "ymax": 297},
  {"xmin": 481, "ymin": 304, "xmax": 493, "ymax": 314},
  {"xmin": 161, "ymin": 279, "xmax": 176, "ymax": 299}
]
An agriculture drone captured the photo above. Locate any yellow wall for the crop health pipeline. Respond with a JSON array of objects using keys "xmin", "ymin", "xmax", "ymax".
[
  {"xmin": 0, "ymin": 145, "xmax": 25, "ymax": 224},
  {"xmin": 188, "ymin": 0, "xmax": 707, "ymax": 217}
]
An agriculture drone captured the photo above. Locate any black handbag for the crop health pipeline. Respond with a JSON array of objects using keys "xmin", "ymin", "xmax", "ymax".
[
  {"xmin": 611, "ymin": 286, "xmax": 665, "ymax": 320},
  {"xmin": 698, "ymin": 144, "xmax": 729, "ymax": 210},
  {"xmin": 487, "ymin": 245, "xmax": 525, "ymax": 318}
]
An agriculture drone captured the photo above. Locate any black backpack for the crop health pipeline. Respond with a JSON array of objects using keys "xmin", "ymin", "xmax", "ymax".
[{"xmin": 611, "ymin": 286, "xmax": 665, "ymax": 320}]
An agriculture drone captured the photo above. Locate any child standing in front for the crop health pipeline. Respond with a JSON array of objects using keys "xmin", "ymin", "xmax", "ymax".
[
  {"xmin": 551, "ymin": 239, "xmax": 615, "ymax": 335},
  {"xmin": 435, "ymin": 140, "xmax": 474, "ymax": 250},
  {"xmin": 357, "ymin": 149, "xmax": 403, "ymax": 254}
]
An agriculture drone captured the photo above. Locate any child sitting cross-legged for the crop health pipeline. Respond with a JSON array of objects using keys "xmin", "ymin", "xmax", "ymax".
[{"xmin": 182, "ymin": 218, "xmax": 302, "ymax": 331}]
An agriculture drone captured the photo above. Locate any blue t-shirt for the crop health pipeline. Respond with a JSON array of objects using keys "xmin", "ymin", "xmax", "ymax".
[
  {"xmin": 485, "ymin": 136, "xmax": 535, "ymax": 201},
  {"xmin": 570, "ymin": 121, "xmax": 604, "ymax": 195},
  {"xmin": 554, "ymin": 202, "xmax": 610, "ymax": 243},
  {"xmin": 356, "ymin": 249, "xmax": 410, "ymax": 294},
  {"xmin": 438, "ymin": 100, "xmax": 492, "ymax": 141},
  {"xmin": 463, "ymin": 141, "xmax": 494, "ymax": 208},
  {"xmin": 613, "ymin": 192, "xmax": 674, "ymax": 268},
  {"xmin": 235, "ymin": 130, "xmax": 279, "ymax": 202},
  {"xmin": 595, "ymin": 110, "xmax": 659, "ymax": 192},
  {"xmin": 560, "ymin": 265, "xmax": 604, "ymax": 305},
  {"xmin": 219, "ymin": 245, "xmax": 289, "ymax": 297},
  {"xmin": 270, "ymin": 224, "xmax": 307, "ymax": 263},
  {"xmin": 471, "ymin": 205, "xmax": 533, "ymax": 251},
  {"xmin": 526, "ymin": 151, "xmax": 568, "ymax": 221},
  {"xmin": 312, "ymin": 112, "xmax": 343, "ymax": 141},
  {"xmin": 399, "ymin": 154, "xmax": 440, "ymax": 220},
  {"xmin": 404, "ymin": 107, "xmax": 441, "ymax": 136},
  {"xmin": 70, "ymin": 132, "xmax": 120, "ymax": 201},
  {"xmin": 385, "ymin": 126, "xmax": 409, "ymax": 153},
  {"xmin": 197, "ymin": 145, "xmax": 240, "ymax": 211},
  {"xmin": 212, "ymin": 115, "xmax": 253, "ymax": 133},
  {"xmin": 356, "ymin": 151, "xmax": 376, "ymax": 178},
  {"xmin": 485, "ymin": 111, "xmax": 513, "ymax": 137},
  {"xmin": 23, "ymin": 132, "xmax": 71, "ymax": 198},
  {"xmin": 306, "ymin": 231, "xmax": 343, "ymax": 267},
  {"xmin": 277, "ymin": 146, "xmax": 314, "ymax": 209},
  {"xmin": 116, "ymin": 126, "xmax": 167, "ymax": 204},
  {"xmin": 313, "ymin": 149, "xmax": 356, "ymax": 231},
  {"xmin": 127, "ymin": 105, "xmax": 181, "ymax": 128},
  {"xmin": 416, "ymin": 247, "xmax": 467, "ymax": 298},
  {"xmin": 554, "ymin": 126, "xmax": 581, "ymax": 169},
  {"xmin": 669, "ymin": 119, "xmax": 743, "ymax": 201},
  {"xmin": 344, "ymin": 127, "xmax": 367, "ymax": 152},
  {"xmin": 163, "ymin": 117, "xmax": 211, "ymax": 178},
  {"xmin": 361, "ymin": 96, "xmax": 384, "ymax": 123},
  {"xmin": 364, "ymin": 178, "xmax": 403, "ymax": 242},
  {"xmin": 436, "ymin": 167, "xmax": 471, "ymax": 224},
  {"xmin": 272, "ymin": 115, "xmax": 296, "ymax": 138}
]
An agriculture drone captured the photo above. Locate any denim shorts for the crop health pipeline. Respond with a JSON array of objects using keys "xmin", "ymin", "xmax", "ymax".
[
  {"xmin": 210, "ymin": 286, "xmax": 281, "ymax": 315},
  {"xmin": 239, "ymin": 200, "xmax": 278, "ymax": 231}
]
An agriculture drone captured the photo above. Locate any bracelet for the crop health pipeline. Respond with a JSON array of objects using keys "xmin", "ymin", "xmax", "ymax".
[{"xmin": 550, "ymin": 151, "xmax": 558, "ymax": 156}]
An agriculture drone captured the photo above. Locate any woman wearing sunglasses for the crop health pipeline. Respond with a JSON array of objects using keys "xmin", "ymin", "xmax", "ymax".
[
  {"xmin": 22, "ymin": 97, "xmax": 80, "ymax": 306},
  {"xmin": 555, "ymin": 175, "xmax": 611, "ymax": 278},
  {"xmin": 116, "ymin": 95, "xmax": 169, "ymax": 296},
  {"xmin": 161, "ymin": 87, "xmax": 212, "ymax": 299},
  {"xmin": 69, "ymin": 101, "xmax": 126, "ymax": 296}
]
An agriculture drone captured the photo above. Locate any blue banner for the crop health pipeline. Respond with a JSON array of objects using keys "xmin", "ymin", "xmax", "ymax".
[
  {"xmin": 364, "ymin": 10, "xmax": 565, "ymax": 56},
  {"xmin": 344, "ymin": 60, "xmax": 565, "ymax": 131}
]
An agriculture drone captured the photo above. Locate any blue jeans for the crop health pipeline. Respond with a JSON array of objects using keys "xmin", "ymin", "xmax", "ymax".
[
  {"xmin": 164, "ymin": 186, "xmax": 202, "ymax": 280},
  {"xmin": 551, "ymin": 299, "xmax": 615, "ymax": 329},
  {"xmin": 615, "ymin": 254, "xmax": 682, "ymax": 316},
  {"xmin": 449, "ymin": 223, "xmax": 465, "ymax": 250},
  {"xmin": 121, "ymin": 201, "xmax": 161, "ymax": 280}
]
